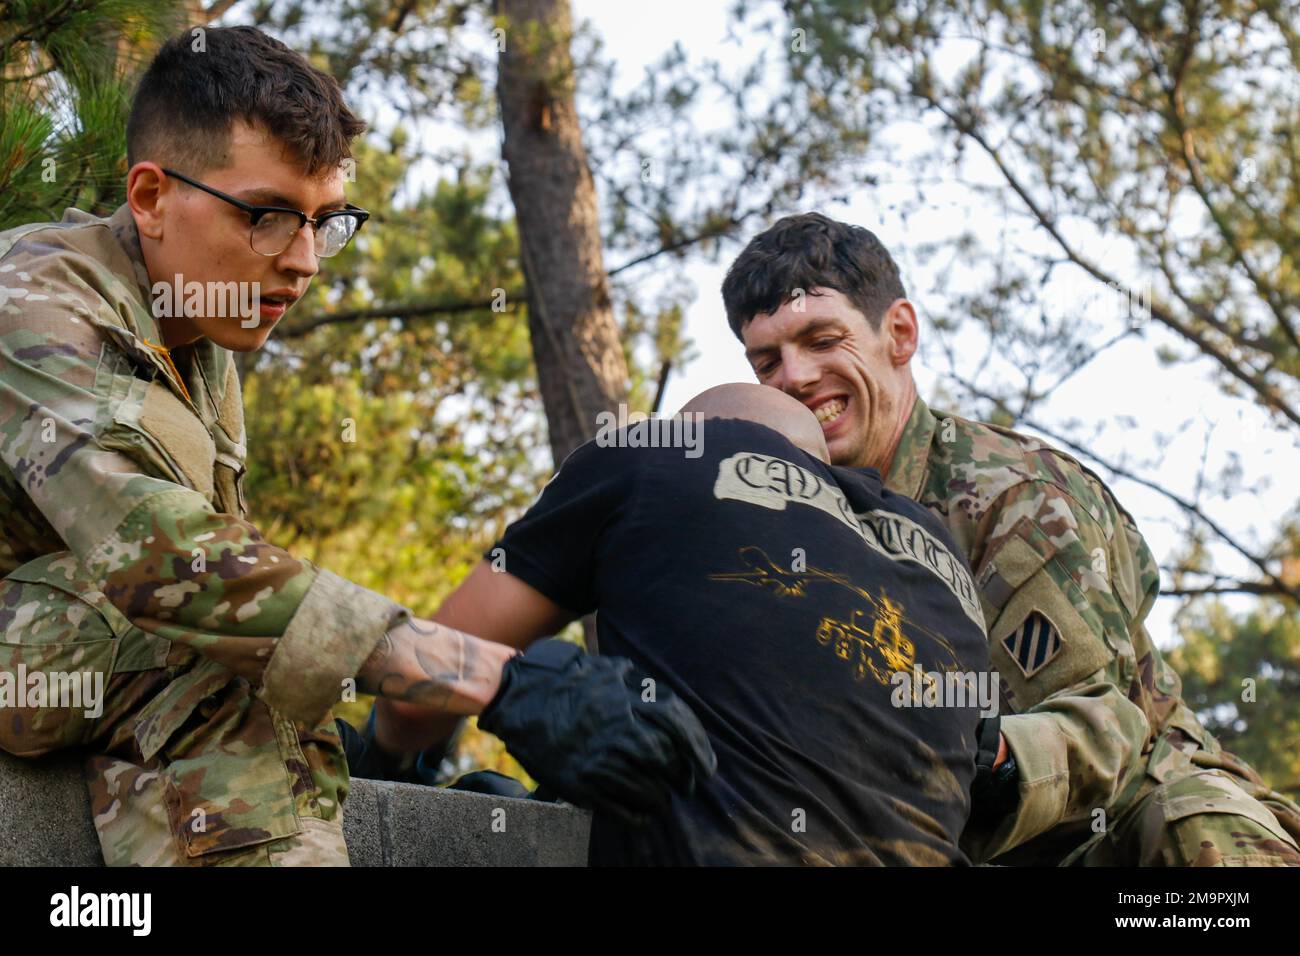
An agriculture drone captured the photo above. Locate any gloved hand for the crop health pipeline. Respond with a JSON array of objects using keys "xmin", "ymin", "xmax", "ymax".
[
  {"xmin": 477, "ymin": 638, "xmax": 717, "ymax": 825},
  {"xmin": 970, "ymin": 714, "xmax": 1019, "ymax": 826},
  {"xmin": 336, "ymin": 707, "xmax": 455, "ymax": 787},
  {"xmin": 447, "ymin": 770, "xmax": 532, "ymax": 799}
]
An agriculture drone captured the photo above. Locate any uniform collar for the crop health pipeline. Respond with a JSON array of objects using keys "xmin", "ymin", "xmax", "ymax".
[
  {"xmin": 884, "ymin": 394, "xmax": 936, "ymax": 497},
  {"xmin": 105, "ymin": 204, "xmax": 155, "ymax": 305},
  {"xmin": 95, "ymin": 205, "xmax": 164, "ymax": 350}
]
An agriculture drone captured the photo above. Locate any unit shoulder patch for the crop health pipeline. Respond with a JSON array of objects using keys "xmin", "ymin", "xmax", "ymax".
[{"xmin": 1001, "ymin": 611, "xmax": 1062, "ymax": 679}]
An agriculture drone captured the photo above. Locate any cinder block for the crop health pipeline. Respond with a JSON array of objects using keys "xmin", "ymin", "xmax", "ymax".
[
  {"xmin": 356, "ymin": 780, "xmax": 591, "ymax": 866},
  {"xmin": 0, "ymin": 752, "xmax": 590, "ymax": 866},
  {"xmin": 0, "ymin": 751, "xmax": 100, "ymax": 867}
]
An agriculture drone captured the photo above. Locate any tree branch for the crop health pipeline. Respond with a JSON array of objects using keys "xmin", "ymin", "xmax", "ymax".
[
  {"xmin": 915, "ymin": 88, "xmax": 1300, "ymax": 429},
  {"xmin": 650, "ymin": 357, "xmax": 671, "ymax": 413},
  {"xmin": 953, "ymin": 376, "xmax": 1300, "ymax": 603},
  {"xmin": 279, "ymin": 292, "xmax": 524, "ymax": 339},
  {"xmin": 202, "ymin": 0, "xmax": 241, "ymax": 21},
  {"xmin": 1160, "ymin": 584, "xmax": 1291, "ymax": 597},
  {"xmin": 1164, "ymin": 78, "xmax": 1300, "ymax": 353}
]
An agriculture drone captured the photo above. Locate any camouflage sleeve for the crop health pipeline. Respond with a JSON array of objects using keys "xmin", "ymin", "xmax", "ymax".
[
  {"xmin": 0, "ymin": 292, "xmax": 406, "ymax": 724},
  {"xmin": 962, "ymin": 477, "xmax": 1155, "ymax": 861}
]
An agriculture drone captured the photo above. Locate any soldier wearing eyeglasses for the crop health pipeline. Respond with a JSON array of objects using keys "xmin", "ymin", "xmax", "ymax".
[{"xmin": 0, "ymin": 25, "xmax": 713, "ymax": 866}]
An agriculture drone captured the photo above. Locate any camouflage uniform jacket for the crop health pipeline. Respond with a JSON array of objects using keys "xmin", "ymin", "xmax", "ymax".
[
  {"xmin": 0, "ymin": 204, "xmax": 407, "ymax": 729},
  {"xmin": 885, "ymin": 396, "xmax": 1213, "ymax": 861}
]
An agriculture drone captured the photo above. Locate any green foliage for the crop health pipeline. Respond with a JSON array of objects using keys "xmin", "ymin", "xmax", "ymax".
[
  {"xmin": 1170, "ymin": 597, "xmax": 1300, "ymax": 799},
  {"xmin": 749, "ymin": 0, "xmax": 1300, "ymax": 413},
  {"xmin": 0, "ymin": 0, "xmax": 188, "ymax": 228}
]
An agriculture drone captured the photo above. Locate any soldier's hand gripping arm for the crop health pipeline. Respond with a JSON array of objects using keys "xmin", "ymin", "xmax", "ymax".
[
  {"xmin": 962, "ymin": 479, "xmax": 1156, "ymax": 862},
  {"xmin": 358, "ymin": 610, "xmax": 716, "ymax": 822},
  {"xmin": 371, "ymin": 561, "xmax": 716, "ymax": 822}
]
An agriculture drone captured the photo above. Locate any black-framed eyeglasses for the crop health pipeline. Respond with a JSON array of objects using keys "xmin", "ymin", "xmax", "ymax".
[{"xmin": 162, "ymin": 167, "xmax": 370, "ymax": 258}]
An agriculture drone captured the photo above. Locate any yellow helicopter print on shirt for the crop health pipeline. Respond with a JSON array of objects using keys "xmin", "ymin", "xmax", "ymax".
[{"xmin": 709, "ymin": 545, "xmax": 961, "ymax": 686}]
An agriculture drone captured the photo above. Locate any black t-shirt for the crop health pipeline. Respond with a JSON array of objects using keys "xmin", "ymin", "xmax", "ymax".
[{"xmin": 493, "ymin": 419, "xmax": 991, "ymax": 865}]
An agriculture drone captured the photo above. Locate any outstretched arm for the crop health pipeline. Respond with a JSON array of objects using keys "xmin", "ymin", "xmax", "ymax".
[
  {"xmin": 372, "ymin": 560, "xmax": 714, "ymax": 822},
  {"xmin": 370, "ymin": 438, "xmax": 716, "ymax": 819},
  {"xmin": 436, "ymin": 561, "xmax": 575, "ymax": 648},
  {"xmin": 357, "ymin": 611, "xmax": 520, "ymax": 717}
]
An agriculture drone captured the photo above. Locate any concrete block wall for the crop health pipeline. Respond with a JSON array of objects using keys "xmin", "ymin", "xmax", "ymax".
[{"xmin": 0, "ymin": 752, "xmax": 590, "ymax": 866}]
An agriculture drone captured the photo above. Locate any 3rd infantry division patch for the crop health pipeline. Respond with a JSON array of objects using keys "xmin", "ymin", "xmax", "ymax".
[{"xmin": 1002, "ymin": 611, "xmax": 1062, "ymax": 679}]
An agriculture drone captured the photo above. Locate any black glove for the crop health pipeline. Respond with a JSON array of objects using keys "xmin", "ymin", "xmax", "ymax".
[
  {"xmin": 336, "ymin": 707, "xmax": 456, "ymax": 787},
  {"xmin": 447, "ymin": 770, "xmax": 532, "ymax": 800},
  {"xmin": 970, "ymin": 714, "xmax": 1020, "ymax": 826},
  {"xmin": 477, "ymin": 638, "xmax": 717, "ymax": 825}
]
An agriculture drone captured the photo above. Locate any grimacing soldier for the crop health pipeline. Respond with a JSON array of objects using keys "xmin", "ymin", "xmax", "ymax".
[
  {"xmin": 0, "ymin": 25, "xmax": 713, "ymax": 866},
  {"xmin": 722, "ymin": 212, "xmax": 1300, "ymax": 866}
]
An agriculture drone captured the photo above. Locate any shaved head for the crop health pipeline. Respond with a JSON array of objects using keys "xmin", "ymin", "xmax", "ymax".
[{"xmin": 680, "ymin": 383, "xmax": 829, "ymax": 462}]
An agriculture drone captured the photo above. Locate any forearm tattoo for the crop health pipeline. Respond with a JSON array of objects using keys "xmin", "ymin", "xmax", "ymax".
[{"xmin": 358, "ymin": 618, "xmax": 480, "ymax": 710}]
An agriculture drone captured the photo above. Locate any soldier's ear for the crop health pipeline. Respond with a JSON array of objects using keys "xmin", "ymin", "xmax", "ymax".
[
  {"xmin": 882, "ymin": 299, "xmax": 918, "ymax": 367},
  {"xmin": 125, "ymin": 163, "xmax": 169, "ymax": 241}
]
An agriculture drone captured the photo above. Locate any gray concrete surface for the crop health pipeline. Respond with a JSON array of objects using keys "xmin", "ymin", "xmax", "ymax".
[
  {"xmin": 0, "ymin": 752, "xmax": 102, "ymax": 867},
  {"xmin": 0, "ymin": 751, "xmax": 590, "ymax": 866}
]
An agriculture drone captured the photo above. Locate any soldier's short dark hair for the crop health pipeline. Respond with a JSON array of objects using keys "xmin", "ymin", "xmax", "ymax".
[
  {"xmin": 721, "ymin": 212, "xmax": 907, "ymax": 340},
  {"xmin": 126, "ymin": 25, "xmax": 365, "ymax": 177}
]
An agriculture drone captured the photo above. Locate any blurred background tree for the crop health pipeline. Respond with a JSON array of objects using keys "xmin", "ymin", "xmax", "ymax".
[
  {"xmin": 1170, "ymin": 523, "xmax": 1300, "ymax": 795},
  {"xmin": 0, "ymin": 0, "xmax": 188, "ymax": 226}
]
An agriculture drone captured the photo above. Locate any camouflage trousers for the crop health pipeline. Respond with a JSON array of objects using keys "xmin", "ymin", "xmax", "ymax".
[
  {"xmin": 1066, "ymin": 730, "xmax": 1300, "ymax": 867},
  {"xmin": 0, "ymin": 552, "xmax": 351, "ymax": 866}
]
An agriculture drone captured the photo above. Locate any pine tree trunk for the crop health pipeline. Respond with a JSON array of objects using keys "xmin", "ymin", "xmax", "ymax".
[{"xmin": 495, "ymin": 0, "xmax": 629, "ymax": 469}]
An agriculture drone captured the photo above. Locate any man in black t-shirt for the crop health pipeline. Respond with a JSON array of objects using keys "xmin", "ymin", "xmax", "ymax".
[{"xmin": 429, "ymin": 384, "xmax": 993, "ymax": 865}]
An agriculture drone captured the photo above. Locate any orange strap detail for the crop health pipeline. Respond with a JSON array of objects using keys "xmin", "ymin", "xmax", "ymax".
[{"xmin": 141, "ymin": 339, "xmax": 194, "ymax": 405}]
